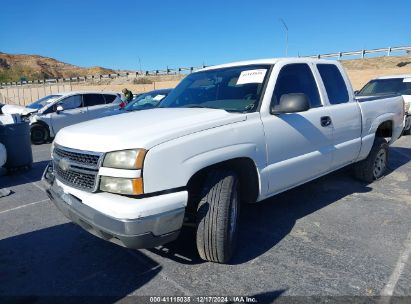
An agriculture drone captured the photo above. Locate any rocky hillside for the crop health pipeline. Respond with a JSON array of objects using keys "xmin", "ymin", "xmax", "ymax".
[
  {"xmin": 1, "ymin": 51, "xmax": 411, "ymax": 89},
  {"xmin": 0, "ymin": 52, "xmax": 116, "ymax": 82}
]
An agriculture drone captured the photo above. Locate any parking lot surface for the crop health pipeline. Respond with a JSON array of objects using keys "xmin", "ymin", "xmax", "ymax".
[{"xmin": 0, "ymin": 137, "xmax": 410, "ymax": 301}]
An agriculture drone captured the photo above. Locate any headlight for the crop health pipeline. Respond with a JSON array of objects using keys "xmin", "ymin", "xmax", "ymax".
[
  {"xmin": 103, "ymin": 149, "xmax": 146, "ymax": 169},
  {"xmin": 100, "ymin": 176, "xmax": 143, "ymax": 195}
]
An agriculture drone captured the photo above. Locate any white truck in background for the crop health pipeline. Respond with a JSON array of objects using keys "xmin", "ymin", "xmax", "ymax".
[
  {"xmin": 356, "ymin": 74, "xmax": 411, "ymax": 134},
  {"xmin": 43, "ymin": 58, "xmax": 404, "ymax": 263}
]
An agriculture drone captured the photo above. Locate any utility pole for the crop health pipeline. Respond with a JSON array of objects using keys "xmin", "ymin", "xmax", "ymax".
[
  {"xmin": 279, "ymin": 18, "xmax": 289, "ymax": 56},
  {"xmin": 138, "ymin": 57, "xmax": 142, "ymax": 74}
]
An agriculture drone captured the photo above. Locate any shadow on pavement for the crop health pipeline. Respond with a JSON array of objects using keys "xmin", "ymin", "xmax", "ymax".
[
  {"xmin": 388, "ymin": 146, "xmax": 411, "ymax": 171},
  {"xmin": 0, "ymin": 223, "xmax": 160, "ymax": 299},
  {"xmin": 150, "ymin": 169, "xmax": 373, "ymax": 265},
  {"xmin": 250, "ymin": 289, "xmax": 287, "ymax": 303},
  {"xmin": 0, "ymin": 160, "xmax": 49, "ymax": 188}
]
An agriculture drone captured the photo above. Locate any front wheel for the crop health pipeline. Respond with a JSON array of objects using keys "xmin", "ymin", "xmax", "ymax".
[
  {"xmin": 403, "ymin": 116, "xmax": 411, "ymax": 135},
  {"xmin": 354, "ymin": 137, "xmax": 388, "ymax": 183},
  {"xmin": 30, "ymin": 124, "xmax": 49, "ymax": 145},
  {"xmin": 196, "ymin": 169, "xmax": 240, "ymax": 263}
]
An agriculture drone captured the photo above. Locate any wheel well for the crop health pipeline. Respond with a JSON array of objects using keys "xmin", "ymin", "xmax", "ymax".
[
  {"xmin": 375, "ymin": 120, "xmax": 392, "ymax": 138},
  {"xmin": 31, "ymin": 120, "xmax": 50, "ymax": 134},
  {"xmin": 186, "ymin": 158, "xmax": 260, "ymax": 214}
]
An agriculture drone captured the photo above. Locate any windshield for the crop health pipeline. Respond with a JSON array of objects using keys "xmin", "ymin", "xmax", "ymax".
[
  {"xmin": 27, "ymin": 94, "xmax": 62, "ymax": 109},
  {"xmin": 357, "ymin": 78, "xmax": 411, "ymax": 96},
  {"xmin": 124, "ymin": 91, "xmax": 170, "ymax": 111},
  {"xmin": 159, "ymin": 65, "xmax": 271, "ymax": 112}
]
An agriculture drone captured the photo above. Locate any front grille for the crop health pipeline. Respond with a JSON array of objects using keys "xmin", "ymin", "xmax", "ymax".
[
  {"xmin": 53, "ymin": 145, "xmax": 103, "ymax": 192},
  {"xmin": 54, "ymin": 147, "xmax": 100, "ymax": 167},
  {"xmin": 55, "ymin": 165, "xmax": 97, "ymax": 191}
]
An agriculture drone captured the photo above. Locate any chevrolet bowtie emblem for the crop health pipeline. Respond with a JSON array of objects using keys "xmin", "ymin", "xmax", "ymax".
[{"xmin": 59, "ymin": 158, "xmax": 71, "ymax": 171}]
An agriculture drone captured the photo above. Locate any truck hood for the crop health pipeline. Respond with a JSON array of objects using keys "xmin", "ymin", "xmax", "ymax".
[
  {"xmin": 1, "ymin": 104, "xmax": 36, "ymax": 115},
  {"xmin": 55, "ymin": 108, "xmax": 247, "ymax": 152}
]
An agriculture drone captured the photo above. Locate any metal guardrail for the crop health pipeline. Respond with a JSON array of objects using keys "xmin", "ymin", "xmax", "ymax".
[
  {"xmin": 1, "ymin": 45, "xmax": 410, "ymax": 88},
  {"xmin": 302, "ymin": 45, "xmax": 411, "ymax": 59},
  {"xmin": 0, "ymin": 65, "xmax": 207, "ymax": 88}
]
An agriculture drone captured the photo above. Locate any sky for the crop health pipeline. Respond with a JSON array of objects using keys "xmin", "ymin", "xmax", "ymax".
[{"xmin": 0, "ymin": 0, "xmax": 410, "ymax": 71}]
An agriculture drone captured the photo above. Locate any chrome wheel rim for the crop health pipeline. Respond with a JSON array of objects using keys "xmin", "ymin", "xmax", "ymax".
[{"xmin": 373, "ymin": 149, "xmax": 387, "ymax": 178}]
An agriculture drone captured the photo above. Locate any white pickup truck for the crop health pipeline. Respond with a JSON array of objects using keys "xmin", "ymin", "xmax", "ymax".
[{"xmin": 42, "ymin": 58, "xmax": 404, "ymax": 263}]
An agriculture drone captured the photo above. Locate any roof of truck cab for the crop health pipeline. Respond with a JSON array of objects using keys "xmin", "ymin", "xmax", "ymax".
[
  {"xmin": 199, "ymin": 57, "xmax": 340, "ymax": 72},
  {"xmin": 377, "ymin": 74, "xmax": 411, "ymax": 80}
]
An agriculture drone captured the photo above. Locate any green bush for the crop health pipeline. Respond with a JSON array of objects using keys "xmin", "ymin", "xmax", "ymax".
[{"xmin": 133, "ymin": 77, "xmax": 153, "ymax": 84}]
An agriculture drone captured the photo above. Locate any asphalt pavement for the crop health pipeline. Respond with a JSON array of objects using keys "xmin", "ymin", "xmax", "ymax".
[{"xmin": 0, "ymin": 137, "xmax": 410, "ymax": 302}]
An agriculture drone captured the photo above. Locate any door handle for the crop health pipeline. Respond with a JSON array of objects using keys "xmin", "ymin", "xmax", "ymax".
[{"xmin": 321, "ymin": 116, "xmax": 332, "ymax": 127}]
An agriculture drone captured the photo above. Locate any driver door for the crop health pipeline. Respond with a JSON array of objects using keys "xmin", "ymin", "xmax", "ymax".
[
  {"xmin": 261, "ymin": 63, "xmax": 334, "ymax": 195},
  {"xmin": 50, "ymin": 94, "xmax": 85, "ymax": 134}
]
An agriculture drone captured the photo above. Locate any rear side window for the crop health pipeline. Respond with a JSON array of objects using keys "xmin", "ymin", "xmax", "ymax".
[
  {"xmin": 273, "ymin": 64, "xmax": 322, "ymax": 108},
  {"xmin": 103, "ymin": 94, "xmax": 117, "ymax": 103},
  {"xmin": 60, "ymin": 95, "xmax": 82, "ymax": 110},
  {"xmin": 317, "ymin": 64, "xmax": 349, "ymax": 104},
  {"xmin": 83, "ymin": 94, "xmax": 105, "ymax": 106}
]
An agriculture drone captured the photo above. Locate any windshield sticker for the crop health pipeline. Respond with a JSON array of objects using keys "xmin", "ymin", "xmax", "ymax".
[
  {"xmin": 236, "ymin": 69, "xmax": 267, "ymax": 85},
  {"xmin": 153, "ymin": 94, "xmax": 166, "ymax": 101},
  {"xmin": 403, "ymin": 78, "xmax": 411, "ymax": 83}
]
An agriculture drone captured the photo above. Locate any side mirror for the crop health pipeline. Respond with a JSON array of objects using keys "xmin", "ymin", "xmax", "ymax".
[
  {"xmin": 271, "ymin": 93, "xmax": 310, "ymax": 114},
  {"xmin": 354, "ymin": 90, "xmax": 359, "ymax": 95},
  {"xmin": 56, "ymin": 105, "xmax": 64, "ymax": 113}
]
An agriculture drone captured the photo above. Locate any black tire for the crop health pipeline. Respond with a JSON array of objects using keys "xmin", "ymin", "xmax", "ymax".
[
  {"xmin": 30, "ymin": 124, "xmax": 49, "ymax": 145},
  {"xmin": 196, "ymin": 169, "xmax": 240, "ymax": 263},
  {"xmin": 354, "ymin": 137, "xmax": 388, "ymax": 183},
  {"xmin": 403, "ymin": 127, "xmax": 411, "ymax": 136}
]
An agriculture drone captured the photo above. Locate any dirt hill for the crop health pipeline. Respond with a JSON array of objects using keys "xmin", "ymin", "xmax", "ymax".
[
  {"xmin": 1, "ymin": 51, "xmax": 411, "ymax": 90},
  {"xmin": 341, "ymin": 55, "xmax": 411, "ymax": 89},
  {"xmin": 0, "ymin": 52, "xmax": 115, "ymax": 82}
]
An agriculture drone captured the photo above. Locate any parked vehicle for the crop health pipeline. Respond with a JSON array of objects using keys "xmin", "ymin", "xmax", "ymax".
[
  {"xmin": 1, "ymin": 94, "xmax": 62, "ymax": 116},
  {"xmin": 0, "ymin": 142, "xmax": 6, "ymax": 168},
  {"xmin": 5, "ymin": 92, "xmax": 122, "ymax": 144},
  {"xmin": 356, "ymin": 75, "xmax": 411, "ymax": 135},
  {"xmin": 43, "ymin": 58, "xmax": 404, "ymax": 263},
  {"xmin": 126, "ymin": 89, "xmax": 171, "ymax": 110},
  {"xmin": 103, "ymin": 89, "xmax": 172, "ymax": 117}
]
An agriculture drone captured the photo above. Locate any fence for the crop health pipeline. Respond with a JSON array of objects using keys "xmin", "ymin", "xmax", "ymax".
[
  {"xmin": 1, "ymin": 45, "xmax": 411, "ymax": 105},
  {"xmin": 302, "ymin": 45, "xmax": 411, "ymax": 59}
]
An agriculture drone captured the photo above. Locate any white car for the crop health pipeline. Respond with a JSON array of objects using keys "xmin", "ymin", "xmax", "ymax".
[
  {"xmin": 43, "ymin": 58, "xmax": 404, "ymax": 263},
  {"xmin": 4, "ymin": 92, "xmax": 121, "ymax": 144},
  {"xmin": 356, "ymin": 74, "xmax": 411, "ymax": 134}
]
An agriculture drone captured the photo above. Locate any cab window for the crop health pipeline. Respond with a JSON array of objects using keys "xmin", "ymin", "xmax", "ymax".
[
  {"xmin": 317, "ymin": 64, "xmax": 349, "ymax": 104},
  {"xmin": 272, "ymin": 64, "xmax": 322, "ymax": 108}
]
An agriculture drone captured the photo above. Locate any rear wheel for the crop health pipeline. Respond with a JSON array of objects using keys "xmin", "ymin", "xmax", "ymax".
[
  {"xmin": 195, "ymin": 169, "xmax": 240, "ymax": 263},
  {"xmin": 30, "ymin": 124, "xmax": 49, "ymax": 145},
  {"xmin": 354, "ymin": 137, "xmax": 388, "ymax": 182}
]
